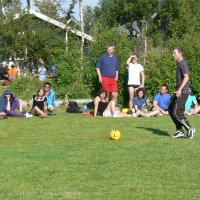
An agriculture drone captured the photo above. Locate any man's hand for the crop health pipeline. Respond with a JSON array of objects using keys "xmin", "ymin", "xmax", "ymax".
[{"xmin": 176, "ymin": 89, "xmax": 181, "ymax": 98}]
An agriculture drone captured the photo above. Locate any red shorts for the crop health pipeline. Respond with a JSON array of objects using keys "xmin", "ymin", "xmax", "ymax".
[{"xmin": 101, "ymin": 76, "xmax": 118, "ymax": 93}]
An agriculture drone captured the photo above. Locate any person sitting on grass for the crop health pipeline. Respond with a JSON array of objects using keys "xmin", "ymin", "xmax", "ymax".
[
  {"xmin": 132, "ymin": 88, "xmax": 151, "ymax": 117},
  {"xmin": 44, "ymin": 82, "xmax": 56, "ymax": 112},
  {"xmin": 29, "ymin": 88, "xmax": 48, "ymax": 118},
  {"xmin": 146, "ymin": 84, "xmax": 171, "ymax": 117},
  {"xmin": 184, "ymin": 87, "xmax": 198, "ymax": 116},
  {"xmin": 94, "ymin": 89, "xmax": 131, "ymax": 117},
  {"xmin": 0, "ymin": 90, "xmax": 32, "ymax": 118}
]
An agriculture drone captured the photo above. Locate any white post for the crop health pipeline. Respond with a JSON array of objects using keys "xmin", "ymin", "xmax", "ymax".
[{"xmin": 79, "ymin": 0, "xmax": 84, "ymax": 59}]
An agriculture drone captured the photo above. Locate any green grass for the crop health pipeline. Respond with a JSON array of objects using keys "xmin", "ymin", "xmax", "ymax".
[{"xmin": 0, "ymin": 113, "xmax": 200, "ymax": 200}]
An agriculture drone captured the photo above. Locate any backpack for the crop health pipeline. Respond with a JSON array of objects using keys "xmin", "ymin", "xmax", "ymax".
[{"xmin": 66, "ymin": 101, "xmax": 82, "ymax": 113}]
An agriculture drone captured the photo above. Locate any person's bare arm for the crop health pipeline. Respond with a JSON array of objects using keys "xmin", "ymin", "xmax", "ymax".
[
  {"xmin": 115, "ymin": 71, "xmax": 119, "ymax": 81},
  {"xmin": 96, "ymin": 68, "xmax": 102, "ymax": 83},
  {"xmin": 126, "ymin": 55, "xmax": 133, "ymax": 65},
  {"xmin": 139, "ymin": 71, "xmax": 145, "ymax": 88},
  {"xmin": 94, "ymin": 97, "xmax": 100, "ymax": 116}
]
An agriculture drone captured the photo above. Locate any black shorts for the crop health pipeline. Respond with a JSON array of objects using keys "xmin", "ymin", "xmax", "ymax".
[{"xmin": 128, "ymin": 84, "xmax": 140, "ymax": 88}]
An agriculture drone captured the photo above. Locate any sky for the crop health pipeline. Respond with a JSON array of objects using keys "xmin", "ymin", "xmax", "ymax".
[{"xmin": 21, "ymin": 0, "xmax": 99, "ymax": 20}]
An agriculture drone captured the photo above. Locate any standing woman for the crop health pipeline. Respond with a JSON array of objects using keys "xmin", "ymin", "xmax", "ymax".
[
  {"xmin": 38, "ymin": 58, "xmax": 47, "ymax": 81},
  {"xmin": 31, "ymin": 88, "xmax": 48, "ymax": 118},
  {"xmin": 126, "ymin": 53, "xmax": 144, "ymax": 114}
]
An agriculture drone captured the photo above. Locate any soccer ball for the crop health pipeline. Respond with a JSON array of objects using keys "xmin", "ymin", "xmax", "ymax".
[
  {"xmin": 121, "ymin": 108, "xmax": 129, "ymax": 114},
  {"xmin": 109, "ymin": 130, "xmax": 121, "ymax": 140}
]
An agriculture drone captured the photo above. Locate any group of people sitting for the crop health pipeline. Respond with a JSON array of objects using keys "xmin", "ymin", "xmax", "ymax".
[
  {"xmin": 0, "ymin": 58, "xmax": 56, "ymax": 86},
  {"xmin": 94, "ymin": 84, "xmax": 200, "ymax": 118},
  {"xmin": 0, "ymin": 82, "xmax": 55, "ymax": 119}
]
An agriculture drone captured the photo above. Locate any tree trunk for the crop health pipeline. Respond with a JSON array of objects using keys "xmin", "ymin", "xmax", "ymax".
[{"xmin": 79, "ymin": 0, "xmax": 84, "ymax": 59}]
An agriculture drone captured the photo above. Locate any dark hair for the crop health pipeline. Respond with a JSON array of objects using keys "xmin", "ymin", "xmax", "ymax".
[
  {"xmin": 136, "ymin": 88, "xmax": 146, "ymax": 98},
  {"xmin": 97, "ymin": 88, "xmax": 108, "ymax": 98},
  {"xmin": 161, "ymin": 83, "xmax": 168, "ymax": 90},
  {"xmin": 44, "ymin": 82, "xmax": 51, "ymax": 87}
]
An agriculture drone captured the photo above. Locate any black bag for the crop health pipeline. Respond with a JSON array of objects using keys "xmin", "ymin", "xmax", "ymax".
[{"xmin": 66, "ymin": 101, "xmax": 82, "ymax": 113}]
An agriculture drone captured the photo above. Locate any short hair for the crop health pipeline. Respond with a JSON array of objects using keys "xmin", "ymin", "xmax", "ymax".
[
  {"xmin": 44, "ymin": 82, "xmax": 51, "ymax": 87},
  {"xmin": 107, "ymin": 44, "xmax": 114, "ymax": 49},
  {"xmin": 161, "ymin": 83, "xmax": 168, "ymax": 90},
  {"xmin": 132, "ymin": 52, "xmax": 139, "ymax": 58},
  {"xmin": 174, "ymin": 48, "xmax": 184, "ymax": 55},
  {"xmin": 136, "ymin": 88, "xmax": 146, "ymax": 98}
]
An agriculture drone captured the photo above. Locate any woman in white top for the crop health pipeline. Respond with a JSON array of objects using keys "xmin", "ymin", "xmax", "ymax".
[{"xmin": 126, "ymin": 53, "xmax": 145, "ymax": 113}]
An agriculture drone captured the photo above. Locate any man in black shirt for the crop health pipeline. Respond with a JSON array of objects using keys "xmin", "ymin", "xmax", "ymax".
[{"xmin": 169, "ymin": 48, "xmax": 195, "ymax": 139}]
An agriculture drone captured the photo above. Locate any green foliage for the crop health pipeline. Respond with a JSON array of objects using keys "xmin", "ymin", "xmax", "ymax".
[
  {"xmin": 144, "ymin": 48, "xmax": 175, "ymax": 100},
  {"xmin": 50, "ymin": 39, "xmax": 91, "ymax": 99},
  {"xmin": 167, "ymin": 32, "xmax": 200, "ymax": 94},
  {"xmin": 8, "ymin": 76, "xmax": 43, "ymax": 100}
]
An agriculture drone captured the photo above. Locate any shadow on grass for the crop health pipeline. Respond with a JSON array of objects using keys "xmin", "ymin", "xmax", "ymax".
[{"xmin": 137, "ymin": 126, "xmax": 171, "ymax": 136}]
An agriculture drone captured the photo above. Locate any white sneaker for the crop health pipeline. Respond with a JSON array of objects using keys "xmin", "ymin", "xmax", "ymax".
[{"xmin": 25, "ymin": 113, "xmax": 33, "ymax": 118}]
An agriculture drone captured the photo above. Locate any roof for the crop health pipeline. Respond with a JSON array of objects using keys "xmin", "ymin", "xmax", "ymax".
[{"xmin": 13, "ymin": 9, "xmax": 94, "ymax": 42}]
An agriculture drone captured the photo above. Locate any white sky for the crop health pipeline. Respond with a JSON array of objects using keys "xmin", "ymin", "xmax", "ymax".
[{"xmin": 21, "ymin": 0, "xmax": 99, "ymax": 20}]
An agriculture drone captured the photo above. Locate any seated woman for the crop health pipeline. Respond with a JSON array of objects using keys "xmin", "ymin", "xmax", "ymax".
[
  {"xmin": 94, "ymin": 89, "xmax": 131, "ymax": 117},
  {"xmin": 30, "ymin": 88, "xmax": 48, "ymax": 118},
  {"xmin": 0, "ymin": 90, "xmax": 32, "ymax": 118},
  {"xmin": 133, "ymin": 88, "xmax": 151, "ymax": 117}
]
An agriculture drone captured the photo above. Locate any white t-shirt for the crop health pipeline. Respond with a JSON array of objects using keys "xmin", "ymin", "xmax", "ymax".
[{"xmin": 127, "ymin": 63, "xmax": 144, "ymax": 85}]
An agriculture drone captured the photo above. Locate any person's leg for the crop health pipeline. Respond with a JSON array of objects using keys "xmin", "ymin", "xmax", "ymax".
[
  {"xmin": 32, "ymin": 106, "xmax": 48, "ymax": 118},
  {"xmin": 111, "ymin": 92, "xmax": 118, "ymax": 103},
  {"xmin": 174, "ymin": 94, "xmax": 192, "ymax": 130},
  {"xmin": 146, "ymin": 109, "xmax": 161, "ymax": 117},
  {"xmin": 5, "ymin": 110, "xmax": 25, "ymax": 117},
  {"xmin": 110, "ymin": 78, "xmax": 118, "ymax": 103},
  {"xmin": 15, "ymin": 100, "xmax": 26, "ymax": 114},
  {"xmin": 192, "ymin": 106, "xmax": 200, "ymax": 115},
  {"xmin": 168, "ymin": 95, "xmax": 183, "ymax": 131},
  {"xmin": 128, "ymin": 87, "xmax": 135, "ymax": 110}
]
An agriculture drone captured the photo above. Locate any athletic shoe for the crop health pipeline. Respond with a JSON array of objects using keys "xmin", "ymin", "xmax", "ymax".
[
  {"xmin": 188, "ymin": 128, "xmax": 195, "ymax": 139},
  {"xmin": 25, "ymin": 113, "xmax": 33, "ymax": 118},
  {"xmin": 132, "ymin": 112, "xmax": 139, "ymax": 118},
  {"xmin": 171, "ymin": 130, "xmax": 184, "ymax": 138}
]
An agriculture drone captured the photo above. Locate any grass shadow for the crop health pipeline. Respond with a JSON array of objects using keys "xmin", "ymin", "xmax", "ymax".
[{"xmin": 137, "ymin": 126, "xmax": 171, "ymax": 136}]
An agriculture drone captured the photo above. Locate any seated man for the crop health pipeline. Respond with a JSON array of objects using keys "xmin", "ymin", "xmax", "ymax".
[
  {"xmin": 184, "ymin": 87, "xmax": 198, "ymax": 115},
  {"xmin": 0, "ymin": 61, "xmax": 8, "ymax": 85},
  {"xmin": 44, "ymin": 82, "xmax": 56, "ymax": 112},
  {"xmin": 147, "ymin": 84, "xmax": 171, "ymax": 117}
]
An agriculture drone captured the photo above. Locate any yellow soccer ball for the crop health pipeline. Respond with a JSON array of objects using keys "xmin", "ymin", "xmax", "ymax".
[
  {"xmin": 121, "ymin": 108, "xmax": 129, "ymax": 114},
  {"xmin": 109, "ymin": 130, "xmax": 121, "ymax": 140}
]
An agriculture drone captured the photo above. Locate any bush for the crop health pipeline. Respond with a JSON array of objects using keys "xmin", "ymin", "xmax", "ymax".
[{"xmin": 8, "ymin": 76, "xmax": 43, "ymax": 100}]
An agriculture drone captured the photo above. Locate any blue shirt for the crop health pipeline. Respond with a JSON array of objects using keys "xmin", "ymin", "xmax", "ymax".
[
  {"xmin": 96, "ymin": 53, "xmax": 119, "ymax": 77},
  {"xmin": 46, "ymin": 89, "xmax": 56, "ymax": 108},
  {"xmin": 185, "ymin": 95, "xmax": 197, "ymax": 111},
  {"xmin": 154, "ymin": 92, "xmax": 171, "ymax": 111},
  {"xmin": 134, "ymin": 95, "xmax": 148, "ymax": 110}
]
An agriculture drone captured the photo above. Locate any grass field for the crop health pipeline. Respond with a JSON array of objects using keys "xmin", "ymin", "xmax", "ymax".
[{"xmin": 0, "ymin": 112, "xmax": 200, "ymax": 200}]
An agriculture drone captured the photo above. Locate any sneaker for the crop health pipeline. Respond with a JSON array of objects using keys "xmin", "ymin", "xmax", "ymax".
[
  {"xmin": 171, "ymin": 130, "xmax": 184, "ymax": 138},
  {"xmin": 132, "ymin": 112, "xmax": 139, "ymax": 118},
  {"xmin": 188, "ymin": 128, "xmax": 195, "ymax": 139},
  {"xmin": 25, "ymin": 113, "xmax": 33, "ymax": 118}
]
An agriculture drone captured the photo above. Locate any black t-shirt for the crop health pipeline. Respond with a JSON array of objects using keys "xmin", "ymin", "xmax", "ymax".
[
  {"xmin": 98, "ymin": 101, "xmax": 108, "ymax": 116},
  {"xmin": 176, "ymin": 59, "xmax": 190, "ymax": 94},
  {"xmin": 32, "ymin": 95, "xmax": 47, "ymax": 112}
]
